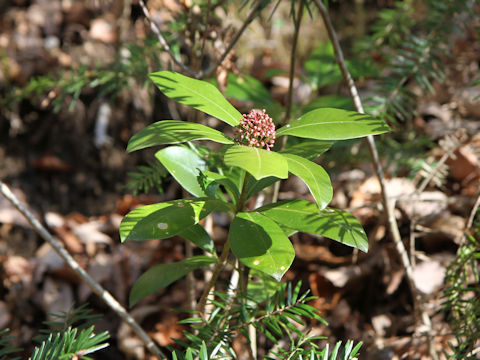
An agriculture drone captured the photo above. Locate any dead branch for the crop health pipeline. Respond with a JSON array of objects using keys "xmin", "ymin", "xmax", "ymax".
[
  {"xmin": 0, "ymin": 180, "xmax": 167, "ymax": 359},
  {"xmin": 311, "ymin": 1, "xmax": 439, "ymax": 359}
]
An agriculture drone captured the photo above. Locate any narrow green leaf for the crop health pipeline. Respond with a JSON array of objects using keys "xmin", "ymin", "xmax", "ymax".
[
  {"xmin": 149, "ymin": 71, "xmax": 242, "ymax": 126},
  {"xmin": 229, "ymin": 212, "xmax": 295, "ymax": 281},
  {"xmin": 224, "ymin": 145, "xmax": 288, "ymax": 180},
  {"xmin": 178, "ymin": 224, "xmax": 215, "ymax": 254},
  {"xmin": 258, "ymin": 200, "xmax": 368, "ymax": 252},
  {"xmin": 155, "ymin": 146, "xmax": 207, "ymax": 197},
  {"xmin": 129, "ymin": 255, "xmax": 216, "ymax": 307},
  {"xmin": 127, "ymin": 120, "xmax": 233, "ymax": 152},
  {"xmin": 120, "ymin": 198, "xmax": 230, "ymax": 242},
  {"xmin": 276, "ymin": 108, "xmax": 390, "ymax": 140},
  {"xmin": 282, "ymin": 153, "xmax": 332, "ymax": 210}
]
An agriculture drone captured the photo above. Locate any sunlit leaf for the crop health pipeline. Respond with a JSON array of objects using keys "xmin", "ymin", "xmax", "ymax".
[
  {"xmin": 258, "ymin": 200, "xmax": 368, "ymax": 252},
  {"xmin": 120, "ymin": 198, "xmax": 230, "ymax": 242},
  {"xmin": 155, "ymin": 146, "xmax": 206, "ymax": 197},
  {"xmin": 282, "ymin": 153, "xmax": 332, "ymax": 210},
  {"xmin": 150, "ymin": 71, "xmax": 242, "ymax": 126},
  {"xmin": 276, "ymin": 108, "xmax": 390, "ymax": 140},
  {"xmin": 127, "ymin": 120, "xmax": 233, "ymax": 152},
  {"xmin": 224, "ymin": 145, "xmax": 288, "ymax": 180}
]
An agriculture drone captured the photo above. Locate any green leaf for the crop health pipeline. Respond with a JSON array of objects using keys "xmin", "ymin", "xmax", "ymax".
[
  {"xmin": 155, "ymin": 146, "xmax": 207, "ymax": 197},
  {"xmin": 280, "ymin": 140, "xmax": 333, "ymax": 161},
  {"xmin": 129, "ymin": 255, "xmax": 216, "ymax": 306},
  {"xmin": 149, "ymin": 71, "xmax": 242, "ymax": 126},
  {"xmin": 276, "ymin": 108, "xmax": 391, "ymax": 140},
  {"xmin": 246, "ymin": 176, "xmax": 280, "ymax": 199},
  {"xmin": 224, "ymin": 145, "xmax": 288, "ymax": 180},
  {"xmin": 178, "ymin": 224, "xmax": 215, "ymax": 254},
  {"xmin": 127, "ymin": 120, "xmax": 233, "ymax": 152},
  {"xmin": 199, "ymin": 170, "xmax": 240, "ymax": 203},
  {"xmin": 120, "ymin": 198, "xmax": 230, "ymax": 242},
  {"xmin": 229, "ymin": 212, "xmax": 295, "ymax": 281},
  {"xmin": 258, "ymin": 200, "xmax": 368, "ymax": 252},
  {"xmin": 282, "ymin": 153, "xmax": 332, "ymax": 210}
]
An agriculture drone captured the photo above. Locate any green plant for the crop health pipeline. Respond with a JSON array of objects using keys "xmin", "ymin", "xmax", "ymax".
[
  {"xmin": 357, "ymin": 0, "xmax": 475, "ymax": 124},
  {"xmin": 0, "ymin": 304, "xmax": 109, "ymax": 360},
  {"xmin": 442, "ymin": 233, "xmax": 480, "ymax": 359},
  {"xmin": 120, "ymin": 70, "xmax": 390, "ymax": 356}
]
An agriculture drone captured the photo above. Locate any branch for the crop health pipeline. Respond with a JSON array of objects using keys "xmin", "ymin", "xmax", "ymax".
[
  {"xmin": 272, "ymin": 0, "xmax": 304, "ymax": 204},
  {"xmin": 311, "ymin": 1, "xmax": 438, "ymax": 359},
  {"xmin": 139, "ymin": 0, "xmax": 196, "ymax": 77},
  {"xmin": 197, "ymin": 0, "xmax": 264, "ymax": 79},
  {"xmin": 0, "ymin": 181, "xmax": 167, "ymax": 359},
  {"xmin": 139, "ymin": 0, "xmax": 263, "ymax": 80}
]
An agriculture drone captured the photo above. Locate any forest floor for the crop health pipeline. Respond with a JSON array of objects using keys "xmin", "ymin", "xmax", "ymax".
[{"xmin": 1, "ymin": 1, "xmax": 480, "ymax": 359}]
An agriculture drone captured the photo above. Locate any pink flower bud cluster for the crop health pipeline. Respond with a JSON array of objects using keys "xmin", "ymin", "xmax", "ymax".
[{"xmin": 234, "ymin": 109, "xmax": 276, "ymax": 151}]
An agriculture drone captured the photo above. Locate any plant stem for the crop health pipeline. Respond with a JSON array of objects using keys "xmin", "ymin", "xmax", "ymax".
[
  {"xmin": 197, "ymin": 171, "xmax": 251, "ymax": 317},
  {"xmin": 236, "ymin": 172, "xmax": 251, "ymax": 213},
  {"xmin": 312, "ymin": 1, "xmax": 438, "ymax": 359},
  {"xmin": 0, "ymin": 181, "xmax": 167, "ymax": 359},
  {"xmin": 197, "ymin": 239, "xmax": 231, "ymax": 316}
]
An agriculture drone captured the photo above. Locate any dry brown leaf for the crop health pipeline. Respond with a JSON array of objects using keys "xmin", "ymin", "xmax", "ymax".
[{"xmin": 412, "ymin": 260, "xmax": 446, "ymax": 294}]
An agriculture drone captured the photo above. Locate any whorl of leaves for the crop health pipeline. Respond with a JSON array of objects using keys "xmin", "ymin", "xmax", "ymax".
[
  {"xmin": 170, "ymin": 282, "xmax": 362, "ymax": 359},
  {"xmin": 0, "ymin": 304, "xmax": 109, "ymax": 360}
]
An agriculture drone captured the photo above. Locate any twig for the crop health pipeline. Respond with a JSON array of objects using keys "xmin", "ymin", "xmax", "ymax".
[
  {"xmin": 0, "ymin": 181, "xmax": 167, "ymax": 359},
  {"xmin": 272, "ymin": 0, "xmax": 304, "ymax": 203},
  {"xmin": 312, "ymin": 1, "xmax": 438, "ymax": 359},
  {"xmin": 197, "ymin": 0, "xmax": 264, "ymax": 79},
  {"xmin": 466, "ymin": 192, "xmax": 480, "ymax": 231},
  {"xmin": 138, "ymin": 0, "xmax": 196, "ymax": 77},
  {"xmin": 283, "ymin": 0, "xmax": 304, "ymax": 126},
  {"xmin": 140, "ymin": 0, "xmax": 262, "ymax": 80}
]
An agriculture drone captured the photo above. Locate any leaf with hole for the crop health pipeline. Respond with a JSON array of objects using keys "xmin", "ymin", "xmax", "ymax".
[
  {"xmin": 282, "ymin": 153, "xmax": 332, "ymax": 210},
  {"xmin": 129, "ymin": 255, "xmax": 216, "ymax": 307},
  {"xmin": 127, "ymin": 120, "xmax": 233, "ymax": 152},
  {"xmin": 276, "ymin": 108, "xmax": 390, "ymax": 140},
  {"xmin": 150, "ymin": 71, "xmax": 242, "ymax": 126},
  {"xmin": 120, "ymin": 198, "xmax": 230, "ymax": 242},
  {"xmin": 224, "ymin": 145, "xmax": 288, "ymax": 180},
  {"xmin": 229, "ymin": 212, "xmax": 295, "ymax": 281},
  {"xmin": 258, "ymin": 200, "xmax": 368, "ymax": 252}
]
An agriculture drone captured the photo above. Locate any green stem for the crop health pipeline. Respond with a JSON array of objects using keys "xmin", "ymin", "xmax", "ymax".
[
  {"xmin": 236, "ymin": 172, "xmax": 251, "ymax": 213},
  {"xmin": 197, "ymin": 239, "xmax": 231, "ymax": 316},
  {"xmin": 197, "ymin": 172, "xmax": 251, "ymax": 316}
]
